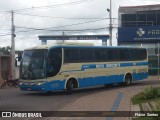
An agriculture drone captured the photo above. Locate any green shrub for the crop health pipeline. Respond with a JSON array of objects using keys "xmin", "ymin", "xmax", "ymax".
[{"xmin": 143, "ymin": 86, "xmax": 159, "ymax": 100}]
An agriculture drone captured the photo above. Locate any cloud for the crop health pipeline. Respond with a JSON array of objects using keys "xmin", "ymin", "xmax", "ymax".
[{"xmin": 0, "ymin": 0, "xmax": 160, "ymax": 50}]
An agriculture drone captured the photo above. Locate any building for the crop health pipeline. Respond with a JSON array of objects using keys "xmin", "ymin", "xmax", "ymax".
[
  {"xmin": 118, "ymin": 4, "xmax": 160, "ymax": 75},
  {"xmin": 0, "ymin": 50, "xmax": 22, "ymax": 86},
  {"xmin": 0, "ymin": 55, "xmax": 12, "ymax": 85}
]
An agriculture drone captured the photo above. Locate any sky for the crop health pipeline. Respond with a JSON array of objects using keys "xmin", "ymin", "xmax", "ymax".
[{"xmin": 0, "ymin": 0, "xmax": 160, "ymax": 50}]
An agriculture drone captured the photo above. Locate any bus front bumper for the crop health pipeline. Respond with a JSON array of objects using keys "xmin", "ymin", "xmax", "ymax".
[
  {"xmin": 19, "ymin": 84, "xmax": 45, "ymax": 91},
  {"xmin": 19, "ymin": 80, "xmax": 65, "ymax": 92}
]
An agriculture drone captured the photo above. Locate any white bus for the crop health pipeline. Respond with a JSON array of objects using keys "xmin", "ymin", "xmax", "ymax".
[{"xmin": 19, "ymin": 42, "xmax": 148, "ymax": 92}]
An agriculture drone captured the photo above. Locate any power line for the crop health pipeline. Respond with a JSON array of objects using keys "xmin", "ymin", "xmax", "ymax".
[
  {"xmin": 15, "ymin": 12, "xmax": 118, "ymax": 20},
  {"xmin": 13, "ymin": 0, "xmax": 96, "ymax": 12},
  {"xmin": 0, "ymin": 12, "xmax": 10, "ymax": 22},
  {"xmin": 0, "ymin": 34, "xmax": 10, "ymax": 36},
  {"xmin": 0, "ymin": 28, "xmax": 10, "ymax": 30},
  {"xmin": 16, "ymin": 18, "xmax": 107, "ymax": 33},
  {"xmin": 15, "ymin": 12, "xmax": 107, "ymax": 20},
  {"xmin": 15, "ymin": 27, "xmax": 107, "ymax": 33},
  {"xmin": 0, "ymin": 13, "xmax": 6, "ymax": 18},
  {"xmin": 0, "ymin": 40, "xmax": 10, "ymax": 43}
]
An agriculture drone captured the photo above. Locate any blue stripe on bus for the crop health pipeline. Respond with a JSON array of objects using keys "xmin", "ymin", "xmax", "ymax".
[
  {"xmin": 78, "ymin": 72, "xmax": 148, "ymax": 87},
  {"xmin": 81, "ymin": 62, "xmax": 148, "ymax": 71},
  {"xmin": 78, "ymin": 75, "xmax": 123, "ymax": 87},
  {"xmin": 136, "ymin": 62, "xmax": 148, "ymax": 66},
  {"xmin": 61, "ymin": 62, "xmax": 148, "ymax": 73},
  {"xmin": 19, "ymin": 72, "xmax": 148, "ymax": 92},
  {"xmin": 120, "ymin": 62, "xmax": 133, "ymax": 67},
  {"xmin": 132, "ymin": 72, "xmax": 148, "ymax": 81}
]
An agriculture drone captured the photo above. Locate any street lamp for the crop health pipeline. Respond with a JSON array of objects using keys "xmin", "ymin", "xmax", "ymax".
[{"xmin": 107, "ymin": 8, "xmax": 110, "ymax": 12}]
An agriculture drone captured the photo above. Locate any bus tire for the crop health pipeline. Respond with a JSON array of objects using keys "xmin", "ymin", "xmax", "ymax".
[
  {"xmin": 66, "ymin": 80, "xmax": 74, "ymax": 94},
  {"xmin": 124, "ymin": 74, "xmax": 132, "ymax": 86}
]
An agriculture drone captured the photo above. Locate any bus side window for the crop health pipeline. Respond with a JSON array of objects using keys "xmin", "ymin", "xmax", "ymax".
[
  {"xmin": 107, "ymin": 49, "xmax": 119, "ymax": 61},
  {"xmin": 64, "ymin": 48, "xmax": 79, "ymax": 63},
  {"xmin": 46, "ymin": 59, "xmax": 54, "ymax": 77},
  {"xmin": 47, "ymin": 48, "xmax": 62, "ymax": 77},
  {"xmin": 94, "ymin": 48, "xmax": 107, "ymax": 62},
  {"xmin": 79, "ymin": 48, "xmax": 94, "ymax": 62},
  {"xmin": 130, "ymin": 49, "xmax": 139, "ymax": 61},
  {"xmin": 140, "ymin": 49, "xmax": 147, "ymax": 60},
  {"xmin": 119, "ymin": 49, "xmax": 130, "ymax": 61}
]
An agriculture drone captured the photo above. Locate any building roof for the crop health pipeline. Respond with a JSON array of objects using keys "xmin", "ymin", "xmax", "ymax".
[{"xmin": 119, "ymin": 4, "xmax": 160, "ymax": 14}]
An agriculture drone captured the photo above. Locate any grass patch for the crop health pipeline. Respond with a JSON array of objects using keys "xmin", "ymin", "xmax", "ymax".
[
  {"xmin": 131, "ymin": 86, "xmax": 160, "ymax": 120},
  {"xmin": 132, "ymin": 117, "xmax": 160, "ymax": 120},
  {"xmin": 131, "ymin": 86, "xmax": 160, "ymax": 105},
  {"xmin": 139, "ymin": 103, "xmax": 143, "ymax": 111},
  {"xmin": 143, "ymin": 86, "xmax": 159, "ymax": 99},
  {"xmin": 148, "ymin": 102, "xmax": 154, "ymax": 110},
  {"xmin": 155, "ymin": 100, "xmax": 160, "ymax": 111}
]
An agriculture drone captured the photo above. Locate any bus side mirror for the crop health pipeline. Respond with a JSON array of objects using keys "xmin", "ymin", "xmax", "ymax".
[
  {"xmin": 18, "ymin": 53, "xmax": 22, "ymax": 61},
  {"xmin": 15, "ymin": 59, "xmax": 17, "ymax": 67}
]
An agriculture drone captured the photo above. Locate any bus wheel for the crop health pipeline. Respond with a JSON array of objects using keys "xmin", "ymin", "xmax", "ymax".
[
  {"xmin": 66, "ymin": 80, "xmax": 74, "ymax": 94},
  {"xmin": 124, "ymin": 74, "xmax": 132, "ymax": 86}
]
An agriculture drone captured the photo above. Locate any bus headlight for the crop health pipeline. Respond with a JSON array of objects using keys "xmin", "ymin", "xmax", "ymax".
[{"xmin": 37, "ymin": 82, "xmax": 43, "ymax": 85}]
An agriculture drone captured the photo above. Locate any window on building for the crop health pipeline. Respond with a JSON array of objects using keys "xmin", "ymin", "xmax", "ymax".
[
  {"xmin": 137, "ymin": 13, "xmax": 147, "ymax": 26},
  {"xmin": 157, "ymin": 10, "xmax": 160, "ymax": 25},
  {"xmin": 147, "ymin": 11, "xmax": 156, "ymax": 26},
  {"xmin": 121, "ymin": 14, "xmax": 137, "ymax": 27}
]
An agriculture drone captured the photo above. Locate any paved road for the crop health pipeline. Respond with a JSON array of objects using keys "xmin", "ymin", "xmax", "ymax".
[
  {"xmin": 0, "ymin": 87, "xmax": 87, "ymax": 111},
  {"xmin": 0, "ymin": 77, "xmax": 160, "ymax": 120},
  {"xmin": 0, "ymin": 79, "xmax": 159, "ymax": 111}
]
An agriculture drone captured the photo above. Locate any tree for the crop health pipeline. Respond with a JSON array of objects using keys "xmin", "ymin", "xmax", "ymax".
[{"xmin": 0, "ymin": 46, "xmax": 11, "ymax": 55}]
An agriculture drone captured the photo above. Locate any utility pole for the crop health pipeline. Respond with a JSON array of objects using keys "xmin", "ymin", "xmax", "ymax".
[
  {"xmin": 109, "ymin": 0, "xmax": 112, "ymax": 46},
  {"xmin": 62, "ymin": 31, "xmax": 65, "ymax": 43},
  {"xmin": 11, "ymin": 10, "xmax": 16, "ymax": 80},
  {"xmin": 158, "ymin": 43, "xmax": 160, "ymax": 80}
]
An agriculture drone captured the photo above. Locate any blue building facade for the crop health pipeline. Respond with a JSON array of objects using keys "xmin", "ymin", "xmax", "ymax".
[{"xmin": 118, "ymin": 4, "xmax": 160, "ymax": 75}]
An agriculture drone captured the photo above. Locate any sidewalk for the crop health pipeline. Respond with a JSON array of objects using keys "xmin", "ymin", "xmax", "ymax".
[{"xmin": 51, "ymin": 76, "xmax": 160, "ymax": 120}]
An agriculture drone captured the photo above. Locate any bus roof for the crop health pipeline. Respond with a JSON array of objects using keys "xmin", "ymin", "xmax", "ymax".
[
  {"xmin": 25, "ymin": 42, "xmax": 146, "ymax": 50},
  {"xmin": 25, "ymin": 42, "xmax": 94, "ymax": 50}
]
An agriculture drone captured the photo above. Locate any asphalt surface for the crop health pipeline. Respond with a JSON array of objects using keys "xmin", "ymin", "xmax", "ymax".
[
  {"xmin": 0, "ymin": 77, "xmax": 160, "ymax": 120},
  {"xmin": 1, "ymin": 78, "xmax": 160, "ymax": 111},
  {"xmin": 0, "ymin": 87, "xmax": 83, "ymax": 111}
]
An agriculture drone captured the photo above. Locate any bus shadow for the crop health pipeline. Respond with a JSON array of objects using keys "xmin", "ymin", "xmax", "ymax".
[
  {"xmin": 22, "ymin": 85, "xmax": 119, "ymax": 96},
  {"xmin": 20, "ymin": 85, "xmax": 134, "ymax": 96},
  {"xmin": 131, "ymin": 79, "xmax": 160, "ymax": 87},
  {"xmin": 22, "ymin": 79, "xmax": 160, "ymax": 96}
]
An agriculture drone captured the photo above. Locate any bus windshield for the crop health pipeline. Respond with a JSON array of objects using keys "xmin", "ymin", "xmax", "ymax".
[{"xmin": 20, "ymin": 49, "xmax": 47, "ymax": 80}]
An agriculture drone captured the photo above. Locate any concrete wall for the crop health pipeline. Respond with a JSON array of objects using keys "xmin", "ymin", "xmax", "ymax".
[{"xmin": 0, "ymin": 55, "xmax": 11, "ymax": 86}]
